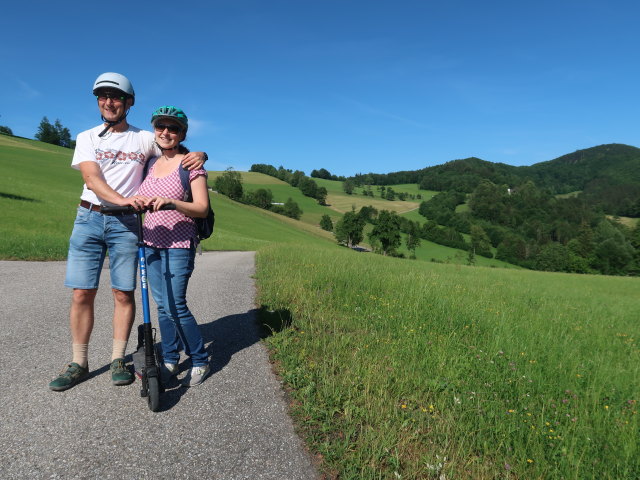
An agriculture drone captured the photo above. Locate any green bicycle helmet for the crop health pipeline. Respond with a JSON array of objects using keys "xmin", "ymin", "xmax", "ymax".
[{"xmin": 151, "ymin": 105, "xmax": 188, "ymax": 132}]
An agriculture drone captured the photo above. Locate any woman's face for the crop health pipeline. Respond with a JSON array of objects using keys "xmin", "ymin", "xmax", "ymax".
[{"xmin": 153, "ymin": 119, "xmax": 184, "ymax": 149}]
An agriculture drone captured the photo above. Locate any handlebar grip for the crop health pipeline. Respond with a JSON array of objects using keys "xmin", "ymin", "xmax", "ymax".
[{"xmin": 100, "ymin": 205, "xmax": 136, "ymax": 214}]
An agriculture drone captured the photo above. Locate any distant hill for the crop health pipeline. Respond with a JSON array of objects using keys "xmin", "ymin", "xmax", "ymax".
[{"xmin": 351, "ymin": 144, "xmax": 640, "ymax": 216}]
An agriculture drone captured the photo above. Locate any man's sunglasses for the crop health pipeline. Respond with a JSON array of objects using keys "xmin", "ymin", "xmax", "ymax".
[
  {"xmin": 154, "ymin": 123, "xmax": 183, "ymax": 134},
  {"xmin": 96, "ymin": 91, "xmax": 126, "ymax": 102}
]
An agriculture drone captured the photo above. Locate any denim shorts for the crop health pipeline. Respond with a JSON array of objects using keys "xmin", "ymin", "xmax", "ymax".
[{"xmin": 64, "ymin": 206, "xmax": 139, "ymax": 291}]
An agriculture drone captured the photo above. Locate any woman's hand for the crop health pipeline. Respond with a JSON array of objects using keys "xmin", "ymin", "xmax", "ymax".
[{"xmin": 145, "ymin": 196, "xmax": 172, "ymax": 212}]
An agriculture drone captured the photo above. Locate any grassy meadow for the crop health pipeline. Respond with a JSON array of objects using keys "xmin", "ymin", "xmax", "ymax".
[
  {"xmin": 2, "ymin": 136, "xmax": 639, "ymax": 478},
  {"xmin": 258, "ymin": 244, "xmax": 639, "ymax": 479}
]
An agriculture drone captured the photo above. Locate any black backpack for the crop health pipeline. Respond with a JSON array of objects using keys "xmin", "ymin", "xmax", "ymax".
[
  {"xmin": 143, "ymin": 158, "xmax": 215, "ymax": 240},
  {"xmin": 178, "ymin": 165, "xmax": 215, "ymax": 240}
]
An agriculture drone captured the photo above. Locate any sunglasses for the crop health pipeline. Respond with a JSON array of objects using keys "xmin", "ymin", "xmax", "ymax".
[
  {"xmin": 154, "ymin": 123, "xmax": 183, "ymax": 134},
  {"xmin": 96, "ymin": 91, "xmax": 126, "ymax": 102}
]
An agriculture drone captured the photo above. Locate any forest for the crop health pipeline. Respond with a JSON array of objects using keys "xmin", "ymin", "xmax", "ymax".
[{"xmin": 348, "ymin": 144, "xmax": 640, "ymax": 275}]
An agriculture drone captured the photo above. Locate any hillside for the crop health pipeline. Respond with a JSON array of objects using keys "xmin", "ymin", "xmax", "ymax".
[
  {"xmin": 0, "ymin": 136, "xmax": 512, "ymax": 268},
  {"xmin": 353, "ymin": 143, "xmax": 640, "ymax": 216}
]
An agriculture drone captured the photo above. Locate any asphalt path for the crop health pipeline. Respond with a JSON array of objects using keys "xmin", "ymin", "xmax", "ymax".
[{"xmin": 0, "ymin": 252, "xmax": 318, "ymax": 480}]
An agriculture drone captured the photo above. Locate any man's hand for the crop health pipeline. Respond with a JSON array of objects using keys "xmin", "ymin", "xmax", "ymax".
[
  {"xmin": 120, "ymin": 195, "xmax": 149, "ymax": 210},
  {"xmin": 182, "ymin": 151, "xmax": 207, "ymax": 171}
]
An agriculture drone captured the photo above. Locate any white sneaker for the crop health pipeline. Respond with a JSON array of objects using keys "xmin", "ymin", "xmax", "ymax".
[
  {"xmin": 164, "ymin": 363, "xmax": 178, "ymax": 375},
  {"xmin": 182, "ymin": 365, "xmax": 210, "ymax": 387},
  {"xmin": 161, "ymin": 363, "xmax": 178, "ymax": 383}
]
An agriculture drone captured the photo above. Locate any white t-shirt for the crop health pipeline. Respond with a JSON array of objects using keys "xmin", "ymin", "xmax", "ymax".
[{"xmin": 71, "ymin": 124, "xmax": 159, "ymax": 206}]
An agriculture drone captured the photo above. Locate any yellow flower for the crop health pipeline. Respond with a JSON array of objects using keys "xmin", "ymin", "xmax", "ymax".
[{"xmin": 527, "ymin": 459, "xmax": 534, "ymax": 464}]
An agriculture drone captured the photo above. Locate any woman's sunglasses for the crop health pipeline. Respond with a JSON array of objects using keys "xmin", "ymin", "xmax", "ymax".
[{"xmin": 154, "ymin": 123, "xmax": 183, "ymax": 134}]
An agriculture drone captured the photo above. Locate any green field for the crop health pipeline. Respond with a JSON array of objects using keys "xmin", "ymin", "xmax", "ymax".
[{"xmin": 3, "ymin": 136, "xmax": 638, "ymax": 478}]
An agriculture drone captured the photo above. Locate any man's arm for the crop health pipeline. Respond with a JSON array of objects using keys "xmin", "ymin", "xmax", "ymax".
[
  {"xmin": 181, "ymin": 151, "xmax": 208, "ymax": 171},
  {"xmin": 78, "ymin": 162, "xmax": 146, "ymax": 208}
]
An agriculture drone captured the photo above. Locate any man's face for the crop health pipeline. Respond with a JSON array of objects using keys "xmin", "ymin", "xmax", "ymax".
[{"xmin": 96, "ymin": 89, "xmax": 133, "ymax": 122}]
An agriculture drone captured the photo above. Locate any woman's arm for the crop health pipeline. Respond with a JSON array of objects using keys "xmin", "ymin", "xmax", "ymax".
[{"xmin": 146, "ymin": 174, "xmax": 209, "ymax": 217}]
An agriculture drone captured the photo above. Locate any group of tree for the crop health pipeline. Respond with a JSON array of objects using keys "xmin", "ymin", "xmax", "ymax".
[
  {"xmin": 333, "ymin": 206, "xmax": 421, "ymax": 258},
  {"xmin": 343, "ymin": 144, "xmax": 640, "ymax": 218},
  {"xmin": 310, "ymin": 168, "xmax": 346, "ymax": 182},
  {"xmin": 214, "ymin": 168, "xmax": 303, "ymax": 220},
  {"xmin": 0, "ymin": 125, "xmax": 13, "ymax": 136},
  {"xmin": 250, "ymin": 164, "xmax": 328, "ymax": 205},
  {"xmin": 342, "ymin": 180, "xmax": 418, "ymax": 201},
  {"xmin": 35, "ymin": 117, "xmax": 73, "ymax": 148},
  {"xmin": 415, "ymin": 178, "xmax": 640, "ymax": 275}
]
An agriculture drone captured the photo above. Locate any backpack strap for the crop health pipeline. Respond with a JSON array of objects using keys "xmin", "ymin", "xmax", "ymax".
[
  {"xmin": 143, "ymin": 156, "xmax": 159, "ymax": 180},
  {"xmin": 179, "ymin": 165, "xmax": 192, "ymax": 201}
]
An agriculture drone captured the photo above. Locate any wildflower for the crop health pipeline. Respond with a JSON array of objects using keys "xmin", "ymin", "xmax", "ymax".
[
  {"xmin": 605, "ymin": 405, "xmax": 609, "ymax": 410},
  {"xmin": 507, "ymin": 409, "xmax": 515, "ymax": 414},
  {"xmin": 527, "ymin": 459, "xmax": 534, "ymax": 464}
]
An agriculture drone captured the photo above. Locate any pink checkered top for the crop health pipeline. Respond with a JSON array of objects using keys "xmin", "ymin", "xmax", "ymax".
[{"xmin": 137, "ymin": 161, "xmax": 207, "ymax": 248}]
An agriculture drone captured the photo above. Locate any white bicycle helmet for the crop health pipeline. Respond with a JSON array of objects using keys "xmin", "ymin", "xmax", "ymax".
[{"xmin": 92, "ymin": 72, "xmax": 135, "ymax": 105}]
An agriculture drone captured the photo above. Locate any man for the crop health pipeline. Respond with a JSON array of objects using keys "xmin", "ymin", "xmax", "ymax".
[{"xmin": 49, "ymin": 72, "xmax": 207, "ymax": 391}]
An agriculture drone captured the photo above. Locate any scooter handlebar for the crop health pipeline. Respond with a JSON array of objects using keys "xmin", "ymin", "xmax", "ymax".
[{"xmin": 100, "ymin": 204, "xmax": 176, "ymax": 215}]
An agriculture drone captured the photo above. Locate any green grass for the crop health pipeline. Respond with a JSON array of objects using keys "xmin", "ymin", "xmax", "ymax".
[
  {"xmin": 3, "ymin": 136, "xmax": 638, "ymax": 478},
  {"xmin": 0, "ymin": 136, "xmax": 80, "ymax": 259},
  {"xmin": 257, "ymin": 244, "xmax": 639, "ymax": 479}
]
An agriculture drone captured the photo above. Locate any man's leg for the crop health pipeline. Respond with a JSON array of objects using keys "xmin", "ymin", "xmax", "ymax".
[
  {"xmin": 105, "ymin": 214, "xmax": 139, "ymax": 386},
  {"xmin": 112, "ymin": 288, "xmax": 135, "ymax": 351},
  {"xmin": 70, "ymin": 288, "xmax": 98, "ymax": 366},
  {"xmin": 51, "ymin": 207, "xmax": 105, "ymax": 392}
]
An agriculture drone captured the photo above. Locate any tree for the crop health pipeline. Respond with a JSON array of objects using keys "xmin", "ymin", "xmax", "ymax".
[
  {"xmin": 320, "ymin": 214, "xmax": 333, "ymax": 232},
  {"xmin": 405, "ymin": 221, "xmax": 422, "ymax": 259},
  {"xmin": 311, "ymin": 168, "xmax": 332, "ymax": 179},
  {"xmin": 342, "ymin": 179, "xmax": 355, "ymax": 195},
  {"xmin": 369, "ymin": 210, "xmax": 401, "ymax": 256},
  {"xmin": 298, "ymin": 176, "xmax": 318, "ymax": 198},
  {"xmin": 35, "ymin": 117, "xmax": 72, "ymax": 148},
  {"xmin": 334, "ymin": 209, "xmax": 365, "ymax": 247},
  {"xmin": 470, "ymin": 225, "xmax": 493, "ymax": 258},
  {"xmin": 316, "ymin": 186, "xmax": 328, "ymax": 205},
  {"xmin": 35, "ymin": 117, "xmax": 58, "ymax": 145},
  {"xmin": 283, "ymin": 197, "xmax": 302, "ymax": 220},
  {"xmin": 54, "ymin": 119, "xmax": 72, "ymax": 148},
  {"xmin": 244, "ymin": 188, "xmax": 273, "ymax": 209},
  {"xmin": 0, "ymin": 125, "xmax": 13, "ymax": 136},
  {"xmin": 214, "ymin": 168, "xmax": 244, "ymax": 200}
]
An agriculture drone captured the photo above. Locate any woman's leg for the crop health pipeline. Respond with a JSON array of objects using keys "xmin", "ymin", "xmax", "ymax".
[
  {"xmin": 163, "ymin": 248, "xmax": 208, "ymax": 367},
  {"xmin": 145, "ymin": 246, "xmax": 181, "ymax": 365}
]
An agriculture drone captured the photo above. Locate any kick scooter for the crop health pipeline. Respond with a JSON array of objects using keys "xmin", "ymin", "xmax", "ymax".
[{"xmin": 101, "ymin": 204, "xmax": 174, "ymax": 412}]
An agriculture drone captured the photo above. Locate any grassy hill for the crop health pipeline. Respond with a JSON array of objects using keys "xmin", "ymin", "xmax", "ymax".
[
  {"xmin": 211, "ymin": 170, "xmax": 514, "ymax": 268},
  {"xmin": 2, "ymin": 135, "xmax": 638, "ymax": 478}
]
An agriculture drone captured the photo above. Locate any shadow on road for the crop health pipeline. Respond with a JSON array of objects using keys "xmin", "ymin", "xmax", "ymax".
[{"xmin": 144, "ymin": 309, "xmax": 262, "ymax": 411}]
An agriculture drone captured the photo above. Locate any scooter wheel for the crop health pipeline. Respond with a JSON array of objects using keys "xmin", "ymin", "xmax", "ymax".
[{"xmin": 147, "ymin": 376, "xmax": 161, "ymax": 412}]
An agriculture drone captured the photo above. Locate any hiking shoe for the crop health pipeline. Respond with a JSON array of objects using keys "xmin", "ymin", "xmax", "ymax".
[
  {"xmin": 49, "ymin": 363, "xmax": 89, "ymax": 392},
  {"xmin": 110, "ymin": 358, "xmax": 134, "ymax": 386},
  {"xmin": 182, "ymin": 365, "xmax": 210, "ymax": 387}
]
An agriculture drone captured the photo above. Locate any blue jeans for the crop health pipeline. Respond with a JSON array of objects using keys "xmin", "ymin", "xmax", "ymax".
[
  {"xmin": 144, "ymin": 246, "xmax": 208, "ymax": 367},
  {"xmin": 65, "ymin": 206, "xmax": 138, "ymax": 291}
]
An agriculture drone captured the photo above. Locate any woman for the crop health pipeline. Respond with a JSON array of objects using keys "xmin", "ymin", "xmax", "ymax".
[{"xmin": 137, "ymin": 105, "xmax": 210, "ymax": 387}]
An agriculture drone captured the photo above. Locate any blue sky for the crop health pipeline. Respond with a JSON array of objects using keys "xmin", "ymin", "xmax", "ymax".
[{"xmin": 2, "ymin": 1, "xmax": 639, "ymax": 176}]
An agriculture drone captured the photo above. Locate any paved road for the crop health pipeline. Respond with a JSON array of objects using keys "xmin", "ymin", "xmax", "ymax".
[{"xmin": 0, "ymin": 252, "xmax": 318, "ymax": 480}]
